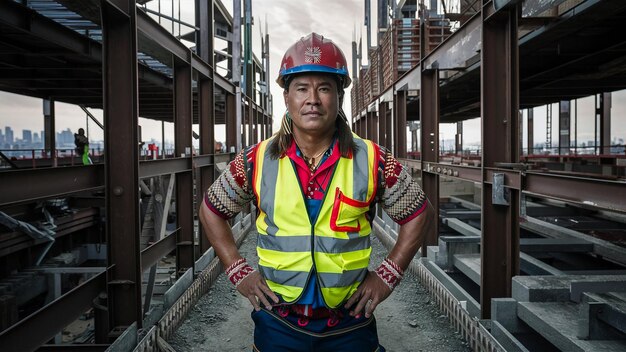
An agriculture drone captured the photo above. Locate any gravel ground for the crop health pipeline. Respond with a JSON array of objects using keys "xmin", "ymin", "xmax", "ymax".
[{"xmin": 169, "ymin": 231, "xmax": 471, "ymax": 351}]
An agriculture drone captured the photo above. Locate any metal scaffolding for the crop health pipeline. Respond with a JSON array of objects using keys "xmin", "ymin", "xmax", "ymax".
[{"xmin": 0, "ymin": 0, "xmax": 272, "ymax": 350}]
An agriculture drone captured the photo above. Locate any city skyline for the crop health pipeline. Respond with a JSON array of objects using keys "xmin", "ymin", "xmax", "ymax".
[{"xmin": 1, "ymin": 0, "xmax": 626, "ymax": 153}]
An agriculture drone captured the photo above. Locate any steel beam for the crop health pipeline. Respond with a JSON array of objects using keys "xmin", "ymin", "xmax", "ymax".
[
  {"xmin": 0, "ymin": 166, "xmax": 104, "ymax": 207},
  {"xmin": 250, "ymin": 105, "xmax": 255, "ymax": 145},
  {"xmin": 0, "ymin": 1, "xmax": 102, "ymax": 61},
  {"xmin": 197, "ymin": 0, "xmax": 215, "ymax": 254},
  {"xmin": 398, "ymin": 158, "xmax": 422, "ymax": 171},
  {"xmin": 525, "ymin": 172, "xmax": 626, "ymax": 213},
  {"xmin": 225, "ymin": 93, "xmax": 237, "ymax": 152},
  {"xmin": 136, "ymin": 10, "xmax": 190, "ymax": 63},
  {"xmin": 174, "ymin": 61, "xmax": 195, "ymax": 275},
  {"xmin": 423, "ymin": 162, "xmax": 481, "ymax": 183},
  {"xmin": 598, "ymin": 92, "xmax": 611, "ymax": 155},
  {"xmin": 422, "ymin": 12, "xmax": 481, "ymax": 71},
  {"xmin": 559, "ymin": 100, "xmax": 571, "ymax": 155},
  {"xmin": 215, "ymin": 71, "xmax": 235, "ymax": 94},
  {"xmin": 368, "ymin": 111, "xmax": 377, "ymax": 142},
  {"xmin": 140, "ymin": 229, "xmax": 178, "ymax": 272},
  {"xmin": 385, "ymin": 102, "xmax": 393, "ymax": 151},
  {"xmin": 43, "ymin": 99, "xmax": 56, "ymax": 167},
  {"xmin": 260, "ymin": 112, "xmax": 266, "ymax": 140},
  {"xmin": 191, "ymin": 53, "xmax": 212, "ymax": 79},
  {"xmin": 480, "ymin": 0, "xmax": 520, "ymax": 319},
  {"xmin": 198, "ymin": 75, "xmax": 214, "ymax": 256},
  {"xmin": 139, "ymin": 158, "xmax": 192, "ymax": 178},
  {"xmin": 394, "ymin": 90, "xmax": 407, "ymax": 158},
  {"xmin": 420, "ymin": 66, "xmax": 440, "ymax": 257},
  {"xmin": 378, "ymin": 101, "xmax": 387, "ymax": 148},
  {"xmin": 456, "ymin": 122, "xmax": 463, "ymax": 155},
  {"xmin": 196, "ymin": 0, "xmax": 214, "ymax": 66},
  {"xmin": 102, "ymin": 0, "xmax": 143, "ymax": 333},
  {"xmin": 0, "ymin": 272, "xmax": 106, "ymax": 352},
  {"xmin": 527, "ymin": 108, "xmax": 534, "ymax": 154}
]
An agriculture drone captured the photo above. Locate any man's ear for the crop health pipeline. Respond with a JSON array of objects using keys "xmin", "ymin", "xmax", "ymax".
[{"xmin": 283, "ymin": 89, "xmax": 289, "ymax": 106}]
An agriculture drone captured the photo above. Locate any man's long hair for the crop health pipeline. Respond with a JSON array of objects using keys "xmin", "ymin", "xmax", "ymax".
[{"xmin": 268, "ymin": 76, "xmax": 356, "ymax": 159}]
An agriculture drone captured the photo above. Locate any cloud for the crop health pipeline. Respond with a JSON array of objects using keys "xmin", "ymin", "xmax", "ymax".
[{"xmin": 2, "ymin": 1, "xmax": 624, "ymax": 145}]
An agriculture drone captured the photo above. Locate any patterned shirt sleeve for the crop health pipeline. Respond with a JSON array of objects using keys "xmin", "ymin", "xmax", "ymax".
[
  {"xmin": 204, "ymin": 147, "xmax": 256, "ymax": 219},
  {"xmin": 376, "ymin": 145, "xmax": 428, "ymax": 224}
]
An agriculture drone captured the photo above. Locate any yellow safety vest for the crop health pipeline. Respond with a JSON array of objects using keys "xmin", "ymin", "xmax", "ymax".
[{"xmin": 251, "ymin": 135, "xmax": 379, "ymax": 308}]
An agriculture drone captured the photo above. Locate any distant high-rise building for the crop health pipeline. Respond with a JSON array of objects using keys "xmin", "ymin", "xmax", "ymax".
[
  {"xmin": 0, "ymin": 129, "xmax": 4, "ymax": 145},
  {"xmin": 57, "ymin": 128, "xmax": 74, "ymax": 147},
  {"xmin": 5, "ymin": 127, "xmax": 14, "ymax": 145},
  {"xmin": 33, "ymin": 132, "xmax": 40, "ymax": 144},
  {"xmin": 23, "ymin": 130, "xmax": 32, "ymax": 144}
]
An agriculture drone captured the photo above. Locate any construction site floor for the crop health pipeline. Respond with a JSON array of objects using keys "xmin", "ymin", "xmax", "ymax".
[{"xmin": 169, "ymin": 231, "xmax": 471, "ymax": 351}]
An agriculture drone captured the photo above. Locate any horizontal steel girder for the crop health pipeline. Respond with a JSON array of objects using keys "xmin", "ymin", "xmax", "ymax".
[{"xmin": 0, "ymin": 158, "xmax": 196, "ymax": 206}]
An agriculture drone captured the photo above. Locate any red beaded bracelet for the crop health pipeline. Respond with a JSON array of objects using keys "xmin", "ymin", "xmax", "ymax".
[
  {"xmin": 375, "ymin": 258, "xmax": 404, "ymax": 291},
  {"xmin": 225, "ymin": 258, "xmax": 256, "ymax": 287}
]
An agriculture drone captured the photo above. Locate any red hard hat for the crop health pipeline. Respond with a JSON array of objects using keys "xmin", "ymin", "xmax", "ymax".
[{"xmin": 277, "ymin": 32, "xmax": 351, "ymax": 89}]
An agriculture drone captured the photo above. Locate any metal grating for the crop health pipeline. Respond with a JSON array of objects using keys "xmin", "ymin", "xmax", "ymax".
[
  {"xmin": 20, "ymin": 0, "xmax": 103, "ymax": 41},
  {"xmin": 18, "ymin": 0, "xmax": 173, "ymax": 77}
]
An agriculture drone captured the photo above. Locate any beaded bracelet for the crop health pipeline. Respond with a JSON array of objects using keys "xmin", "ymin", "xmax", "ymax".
[
  {"xmin": 225, "ymin": 258, "xmax": 256, "ymax": 287},
  {"xmin": 375, "ymin": 258, "xmax": 404, "ymax": 291}
]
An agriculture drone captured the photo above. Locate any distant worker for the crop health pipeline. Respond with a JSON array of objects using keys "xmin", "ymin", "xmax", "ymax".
[
  {"xmin": 215, "ymin": 141, "xmax": 224, "ymax": 153},
  {"xmin": 200, "ymin": 32, "xmax": 433, "ymax": 351},
  {"xmin": 74, "ymin": 128, "xmax": 92, "ymax": 165}
]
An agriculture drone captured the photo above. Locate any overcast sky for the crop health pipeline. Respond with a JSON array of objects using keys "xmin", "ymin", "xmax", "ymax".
[{"xmin": 0, "ymin": 0, "xmax": 625, "ymax": 149}]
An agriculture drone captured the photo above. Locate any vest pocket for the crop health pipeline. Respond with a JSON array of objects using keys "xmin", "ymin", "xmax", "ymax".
[{"xmin": 330, "ymin": 187, "xmax": 370, "ymax": 233}]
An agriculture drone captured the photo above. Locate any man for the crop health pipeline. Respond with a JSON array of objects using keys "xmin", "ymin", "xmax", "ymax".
[
  {"xmin": 74, "ymin": 128, "xmax": 91, "ymax": 165},
  {"xmin": 200, "ymin": 33, "xmax": 432, "ymax": 352}
]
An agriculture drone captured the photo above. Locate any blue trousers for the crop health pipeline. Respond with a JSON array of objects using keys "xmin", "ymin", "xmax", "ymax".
[{"xmin": 251, "ymin": 309, "xmax": 385, "ymax": 352}]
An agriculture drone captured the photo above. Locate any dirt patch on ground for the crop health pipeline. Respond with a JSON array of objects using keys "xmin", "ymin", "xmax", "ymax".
[{"xmin": 169, "ymin": 231, "xmax": 471, "ymax": 351}]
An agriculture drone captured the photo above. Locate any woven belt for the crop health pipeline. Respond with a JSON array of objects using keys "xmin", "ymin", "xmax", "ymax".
[{"xmin": 280, "ymin": 304, "xmax": 339, "ymax": 319}]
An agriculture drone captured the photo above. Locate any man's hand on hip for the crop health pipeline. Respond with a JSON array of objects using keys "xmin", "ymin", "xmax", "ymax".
[
  {"xmin": 236, "ymin": 271, "xmax": 279, "ymax": 311},
  {"xmin": 344, "ymin": 271, "xmax": 392, "ymax": 319}
]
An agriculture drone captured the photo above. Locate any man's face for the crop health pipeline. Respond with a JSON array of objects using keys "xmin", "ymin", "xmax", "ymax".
[{"xmin": 283, "ymin": 73, "xmax": 339, "ymax": 137}]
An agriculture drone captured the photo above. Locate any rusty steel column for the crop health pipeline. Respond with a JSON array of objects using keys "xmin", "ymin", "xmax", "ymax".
[
  {"xmin": 241, "ymin": 99, "xmax": 248, "ymax": 147},
  {"xmin": 256, "ymin": 107, "xmax": 265, "ymax": 143},
  {"xmin": 254, "ymin": 107, "xmax": 260, "ymax": 143},
  {"xmin": 455, "ymin": 122, "xmax": 463, "ymax": 155},
  {"xmin": 197, "ymin": 0, "xmax": 215, "ymax": 253},
  {"xmin": 527, "ymin": 108, "xmax": 534, "ymax": 155},
  {"xmin": 260, "ymin": 110, "xmax": 265, "ymax": 142},
  {"xmin": 198, "ymin": 76, "xmax": 214, "ymax": 254},
  {"xmin": 43, "ymin": 99, "xmax": 56, "ymax": 165},
  {"xmin": 174, "ymin": 61, "xmax": 195, "ymax": 275},
  {"xmin": 559, "ymin": 101, "xmax": 571, "ymax": 155},
  {"xmin": 369, "ymin": 111, "xmax": 377, "ymax": 142},
  {"xmin": 598, "ymin": 92, "xmax": 612, "ymax": 154},
  {"xmin": 359, "ymin": 114, "xmax": 364, "ymax": 138},
  {"xmin": 226, "ymin": 93, "xmax": 237, "ymax": 153},
  {"xmin": 102, "ymin": 0, "xmax": 142, "ymax": 333},
  {"xmin": 247, "ymin": 104, "xmax": 251, "ymax": 145},
  {"xmin": 379, "ymin": 101, "xmax": 387, "ymax": 148},
  {"xmin": 248, "ymin": 105, "xmax": 254, "ymax": 145},
  {"xmin": 385, "ymin": 103, "xmax": 393, "ymax": 151},
  {"xmin": 480, "ymin": 2, "xmax": 520, "ymax": 319},
  {"xmin": 395, "ymin": 90, "xmax": 407, "ymax": 158},
  {"xmin": 420, "ymin": 68, "xmax": 440, "ymax": 256}
]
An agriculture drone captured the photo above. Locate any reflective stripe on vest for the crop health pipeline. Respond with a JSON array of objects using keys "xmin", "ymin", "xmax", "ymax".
[{"xmin": 252, "ymin": 136, "xmax": 378, "ymax": 308}]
